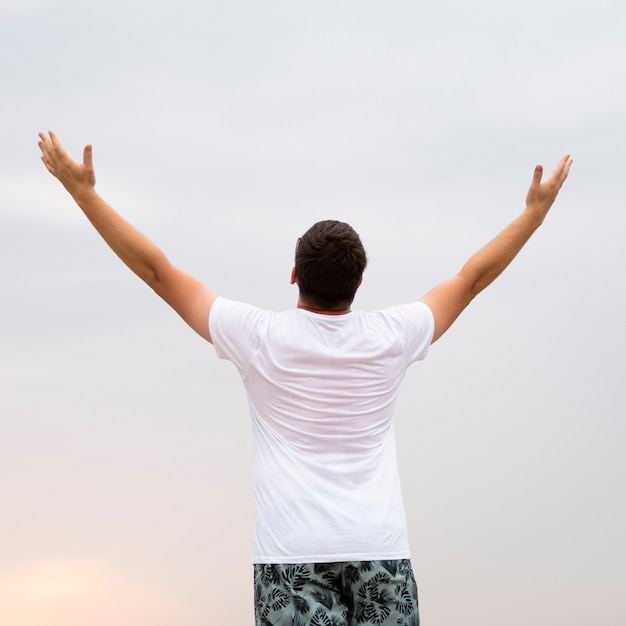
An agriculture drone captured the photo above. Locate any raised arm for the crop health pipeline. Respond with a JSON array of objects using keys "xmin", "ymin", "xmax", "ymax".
[
  {"xmin": 419, "ymin": 155, "xmax": 573, "ymax": 343},
  {"xmin": 38, "ymin": 131, "xmax": 217, "ymax": 343}
]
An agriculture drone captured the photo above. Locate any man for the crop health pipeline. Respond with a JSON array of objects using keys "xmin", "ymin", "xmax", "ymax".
[{"xmin": 38, "ymin": 131, "xmax": 572, "ymax": 626}]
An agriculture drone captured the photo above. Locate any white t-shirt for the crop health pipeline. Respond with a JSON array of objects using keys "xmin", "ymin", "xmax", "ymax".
[{"xmin": 210, "ymin": 297, "xmax": 434, "ymax": 564}]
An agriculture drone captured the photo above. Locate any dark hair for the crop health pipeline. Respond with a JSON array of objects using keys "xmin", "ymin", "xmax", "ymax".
[{"xmin": 295, "ymin": 220, "xmax": 367, "ymax": 309}]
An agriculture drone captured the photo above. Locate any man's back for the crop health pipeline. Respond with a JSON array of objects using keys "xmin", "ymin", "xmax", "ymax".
[{"xmin": 210, "ymin": 297, "xmax": 434, "ymax": 563}]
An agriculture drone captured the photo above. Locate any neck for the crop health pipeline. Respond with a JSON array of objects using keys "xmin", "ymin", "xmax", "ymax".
[{"xmin": 297, "ymin": 301, "xmax": 352, "ymax": 316}]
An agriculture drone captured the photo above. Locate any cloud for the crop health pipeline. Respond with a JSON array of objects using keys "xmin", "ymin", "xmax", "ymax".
[{"xmin": 0, "ymin": 0, "xmax": 55, "ymax": 16}]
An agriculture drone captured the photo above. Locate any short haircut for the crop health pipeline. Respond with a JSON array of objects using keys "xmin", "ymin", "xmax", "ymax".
[{"xmin": 295, "ymin": 220, "xmax": 367, "ymax": 309}]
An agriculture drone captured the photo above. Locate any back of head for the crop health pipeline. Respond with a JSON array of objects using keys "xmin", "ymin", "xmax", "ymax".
[{"xmin": 295, "ymin": 220, "xmax": 367, "ymax": 309}]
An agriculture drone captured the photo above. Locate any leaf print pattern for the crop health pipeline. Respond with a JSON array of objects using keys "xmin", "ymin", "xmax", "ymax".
[
  {"xmin": 355, "ymin": 572, "xmax": 393, "ymax": 625},
  {"xmin": 269, "ymin": 587, "xmax": 290, "ymax": 611},
  {"xmin": 254, "ymin": 559, "xmax": 419, "ymax": 626},
  {"xmin": 394, "ymin": 583, "xmax": 415, "ymax": 617},
  {"xmin": 344, "ymin": 563, "xmax": 362, "ymax": 586},
  {"xmin": 311, "ymin": 607, "xmax": 333, "ymax": 626},
  {"xmin": 311, "ymin": 588, "xmax": 336, "ymax": 610},
  {"xmin": 281, "ymin": 564, "xmax": 312, "ymax": 593},
  {"xmin": 381, "ymin": 561, "xmax": 399, "ymax": 577},
  {"xmin": 293, "ymin": 594, "xmax": 310, "ymax": 615},
  {"xmin": 290, "ymin": 615, "xmax": 308, "ymax": 626}
]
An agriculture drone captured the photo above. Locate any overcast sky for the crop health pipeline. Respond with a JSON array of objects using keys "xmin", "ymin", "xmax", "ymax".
[{"xmin": 1, "ymin": 1, "xmax": 625, "ymax": 624}]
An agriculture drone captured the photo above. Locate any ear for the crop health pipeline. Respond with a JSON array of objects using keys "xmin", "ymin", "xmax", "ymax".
[
  {"xmin": 290, "ymin": 267, "xmax": 297, "ymax": 285},
  {"xmin": 357, "ymin": 274, "xmax": 363, "ymax": 288}
]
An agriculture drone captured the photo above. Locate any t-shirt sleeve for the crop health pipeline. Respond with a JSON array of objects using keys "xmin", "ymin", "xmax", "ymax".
[
  {"xmin": 209, "ymin": 297, "xmax": 268, "ymax": 375},
  {"xmin": 385, "ymin": 301, "xmax": 435, "ymax": 365}
]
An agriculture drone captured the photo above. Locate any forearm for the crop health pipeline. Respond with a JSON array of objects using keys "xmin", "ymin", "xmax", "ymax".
[
  {"xmin": 72, "ymin": 187, "xmax": 170, "ymax": 287},
  {"xmin": 459, "ymin": 206, "xmax": 544, "ymax": 299},
  {"xmin": 37, "ymin": 132, "xmax": 173, "ymax": 289},
  {"xmin": 418, "ymin": 156, "xmax": 571, "ymax": 343}
]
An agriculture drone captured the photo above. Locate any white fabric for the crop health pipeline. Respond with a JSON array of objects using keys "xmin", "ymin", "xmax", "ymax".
[{"xmin": 210, "ymin": 297, "xmax": 434, "ymax": 564}]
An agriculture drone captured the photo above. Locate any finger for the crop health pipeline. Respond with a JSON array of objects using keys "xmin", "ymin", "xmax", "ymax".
[
  {"xmin": 552, "ymin": 155, "xmax": 572, "ymax": 186},
  {"xmin": 552, "ymin": 154, "xmax": 570, "ymax": 177},
  {"xmin": 37, "ymin": 132, "xmax": 63, "ymax": 177},
  {"xmin": 561, "ymin": 155, "xmax": 573, "ymax": 181},
  {"xmin": 48, "ymin": 130, "xmax": 68, "ymax": 156},
  {"xmin": 40, "ymin": 155, "xmax": 57, "ymax": 176},
  {"xmin": 532, "ymin": 164, "xmax": 543, "ymax": 185},
  {"xmin": 47, "ymin": 130, "xmax": 73, "ymax": 162},
  {"xmin": 37, "ymin": 131, "xmax": 53, "ymax": 155},
  {"xmin": 83, "ymin": 144, "xmax": 93, "ymax": 169},
  {"xmin": 38, "ymin": 131, "xmax": 60, "ymax": 163},
  {"xmin": 37, "ymin": 136, "xmax": 53, "ymax": 167}
]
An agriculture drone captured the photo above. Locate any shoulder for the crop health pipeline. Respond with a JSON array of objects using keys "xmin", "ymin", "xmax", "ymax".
[
  {"xmin": 364, "ymin": 302, "xmax": 435, "ymax": 361},
  {"xmin": 210, "ymin": 297, "xmax": 294, "ymax": 344},
  {"xmin": 210, "ymin": 297, "xmax": 272, "ymax": 330},
  {"xmin": 369, "ymin": 301, "xmax": 434, "ymax": 331}
]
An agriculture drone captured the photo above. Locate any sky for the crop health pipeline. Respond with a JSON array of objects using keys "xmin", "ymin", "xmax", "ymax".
[{"xmin": 1, "ymin": 0, "xmax": 625, "ymax": 624}]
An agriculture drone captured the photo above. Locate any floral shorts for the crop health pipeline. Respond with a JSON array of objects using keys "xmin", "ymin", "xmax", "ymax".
[{"xmin": 253, "ymin": 559, "xmax": 419, "ymax": 626}]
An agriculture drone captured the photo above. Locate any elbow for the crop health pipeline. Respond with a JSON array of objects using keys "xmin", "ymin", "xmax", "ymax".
[
  {"xmin": 143, "ymin": 258, "xmax": 177, "ymax": 297},
  {"xmin": 145, "ymin": 269, "xmax": 168, "ymax": 295},
  {"xmin": 136, "ymin": 261, "xmax": 166, "ymax": 293},
  {"xmin": 456, "ymin": 270, "xmax": 482, "ymax": 301},
  {"xmin": 468, "ymin": 280, "xmax": 486, "ymax": 300}
]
